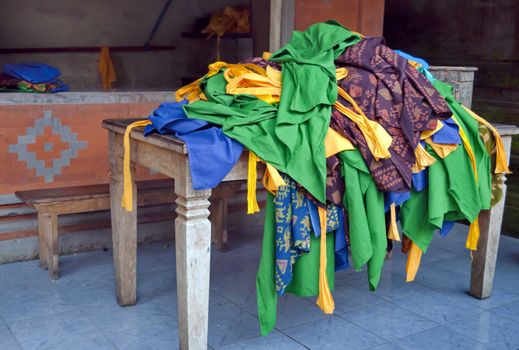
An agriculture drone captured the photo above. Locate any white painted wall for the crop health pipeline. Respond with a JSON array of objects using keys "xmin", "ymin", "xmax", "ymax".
[{"xmin": 0, "ymin": 0, "xmax": 251, "ymax": 90}]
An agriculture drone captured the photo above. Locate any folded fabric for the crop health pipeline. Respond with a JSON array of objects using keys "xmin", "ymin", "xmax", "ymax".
[
  {"xmin": 3, "ymin": 63, "xmax": 62, "ymax": 83},
  {"xmin": 144, "ymin": 100, "xmax": 243, "ymax": 189}
]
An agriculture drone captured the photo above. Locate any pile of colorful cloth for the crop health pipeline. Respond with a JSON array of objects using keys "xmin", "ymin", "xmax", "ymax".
[
  {"xmin": 123, "ymin": 21, "xmax": 509, "ymax": 335},
  {"xmin": 0, "ymin": 63, "xmax": 68, "ymax": 93}
]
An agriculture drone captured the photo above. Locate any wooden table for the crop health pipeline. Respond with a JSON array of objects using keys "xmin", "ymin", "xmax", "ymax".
[
  {"xmin": 103, "ymin": 119, "xmax": 249, "ymax": 349},
  {"xmin": 103, "ymin": 118, "xmax": 519, "ymax": 349}
]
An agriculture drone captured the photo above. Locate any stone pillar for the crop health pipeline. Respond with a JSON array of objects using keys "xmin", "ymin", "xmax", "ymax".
[{"xmin": 428, "ymin": 66, "xmax": 478, "ymax": 108}]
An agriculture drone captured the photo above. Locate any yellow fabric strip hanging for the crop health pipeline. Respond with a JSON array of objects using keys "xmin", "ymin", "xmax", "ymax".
[
  {"xmin": 247, "ymin": 151, "xmax": 261, "ymax": 214},
  {"xmin": 122, "ymin": 120, "xmax": 152, "ymax": 211},
  {"xmin": 406, "ymin": 243, "xmax": 423, "ymax": 282},
  {"xmin": 412, "ymin": 143, "xmax": 437, "ymax": 173},
  {"xmin": 450, "ymin": 115, "xmax": 482, "ymax": 251},
  {"xmin": 461, "ymin": 105, "xmax": 510, "ymax": 174},
  {"xmin": 387, "ymin": 203, "xmax": 401, "ymax": 241},
  {"xmin": 335, "ymin": 87, "xmax": 392, "ymax": 160},
  {"xmin": 466, "ymin": 217, "xmax": 480, "ymax": 251},
  {"xmin": 316, "ymin": 206, "xmax": 335, "ymax": 314}
]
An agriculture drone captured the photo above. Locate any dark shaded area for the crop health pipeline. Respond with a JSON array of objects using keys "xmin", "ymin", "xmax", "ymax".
[{"xmin": 384, "ymin": 0, "xmax": 519, "ymax": 237}]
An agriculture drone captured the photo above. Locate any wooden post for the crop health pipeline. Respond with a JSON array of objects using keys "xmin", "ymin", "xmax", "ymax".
[
  {"xmin": 174, "ymin": 160, "xmax": 212, "ymax": 350},
  {"xmin": 109, "ymin": 132, "xmax": 138, "ymax": 306},
  {"xmin": 470, "ymin": 134, "xmax": 511, "ymax": 298}
]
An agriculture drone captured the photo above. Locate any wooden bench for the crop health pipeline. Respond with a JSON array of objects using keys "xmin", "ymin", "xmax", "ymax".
[{"xmin": 15, "ymin": 179, "xmax": 240, "ymax": 279}]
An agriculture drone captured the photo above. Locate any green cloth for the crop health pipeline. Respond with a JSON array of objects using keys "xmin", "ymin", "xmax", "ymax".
[
  {"xmin": 400, "ymin": 80, "xmax": 491, "ymax": 253},
  {"xmin": 256, "ymin": 193, "xmax": 335, "ymax": 335},
  {"xmin": 268, "ymin": 21, "xmax": 361, "ymax": 203},
  {"xmin": 338, "ymin": 149, "xmax": 386, "ymax": 291}
]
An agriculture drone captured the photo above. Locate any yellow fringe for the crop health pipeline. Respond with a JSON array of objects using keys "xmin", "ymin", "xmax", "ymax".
[
  {"xmin": 412, "ymin": 143, "xmax": 437, "ymax": 173},
  {"xmin": 316, "ymin": 206, "xmax": 335, "ymax": 314},
  {"xmin": 247, "ymin": 151, "xmax": 260, "ymax": 214},
  {"xmin": 466, "ymin": 217, "xmax": 480, "ymax": 251},
  {"xmin": 388, "ymin": 203, "xmax": 401, "ymax": 241},
  {"xmin": 406, "ymin": 243, "xmax": 423, "ymax": 282},
  {"xmin": 461, "ymin": 105, "xmax": 511, "ymax": 174},
  {"xmin": 122, "ymin": 120, "xmax": 152, "ymax": 211}
]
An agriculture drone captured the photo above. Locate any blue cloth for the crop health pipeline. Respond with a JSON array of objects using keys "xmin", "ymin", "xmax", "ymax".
[
  {"xmin": 440, "ymin": 220, "xmax": 456, "ymax": 237},
  {"xmin": 394, "ymin": 50, "xmax": 435, "ymax": 81},
  {"xmin": 144, "ymin": 101, "xmax": 243, "ymax": 190},
  {"xmin": 384, "ymin": 191, "xmax": 411, "ymax": 212},
  {"xmin": 432, "ymin": 117, "xmax": 461, "ymax": 145},
  {"xmin": 413, "ymin": 168, "xmax": 428, "ymax": 192},
  {"xmin": 306, "ymin": 198, "xmax": 349, "ymax": 271},
  {"xmin": 3, "ymin": 63, "xmax": 61, "ymax": 83},
  {"xmin": 395, "ymin": 50, "xmax": 429, "ymax": 69}
]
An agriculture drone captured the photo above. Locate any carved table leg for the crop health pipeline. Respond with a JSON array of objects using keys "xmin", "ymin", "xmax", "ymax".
[
  {"xmin": 470, "ymin": 135, "xmax": 511, "ymax": 298},
  {"xmin": 175, "ymin": 168, "xmax": 212, "ymax": 350},
  {"xmin": 109, "ymin": 132, "xmax": 138, "ymax": 306}
]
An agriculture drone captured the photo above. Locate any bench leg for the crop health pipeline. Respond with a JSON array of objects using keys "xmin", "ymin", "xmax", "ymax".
[
  {"xmin": 37, "ymin": 212, "xmax": 48, "ymax": 269},
  {"xmin": 40, "ymin": 213, "xmax": 59, "ymax": 279},
  {"xmin": 175, "ymin": 172, "xmax": 212, "ymax": 350},
  {"xmin": 109, "ymin": 146, "xmax": 138, "ymax": 306}
]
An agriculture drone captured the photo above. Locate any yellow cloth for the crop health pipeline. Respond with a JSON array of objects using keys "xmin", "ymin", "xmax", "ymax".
[
  {"xmin": 176, "ymin": 62, "xmax": 265, "ymax": 103},
  {"xmin": 325, "ymin": 128, "xmax": 355, "ymax": 157},
  {"xmin": 335, "ymin": 68, "xmax": 348, "ymax": 81},
  {"xmin": 335, "ymin": 86, "xmax": 392, "ymax": 161},
  {"xmin": 388, "ymin": 203, "xmax": 401, "ymax": 241},
  {"xmin": 122, "ymin": 120, "xmax": 152, "ymax": 211},
  {"xmin": 98, "ymin": 47, "xmax": 117, "ymax": 90},
  {"xmin": 421, "ymin": 121, "xmax": 444, "ymax": 140},
  {"xmin": 225, "ymin": 65, "xmax": 281, "ymax": 104},
  {"xmin": 424, "ymin": 139, "xmax": 458, "ymax": 159},
  {"xmin": 412, "ymin": 143, "xmax": 437, "ymax": 173},
  {"xmin": 247, "ymin": 151, "xmax": 261, "ymax": 214},
  {"xmin": 262, "ymin": 162, "xmax": 286, "ymax": 195},
  {"xmin": 316, "ymin": 206, "xmax": 335, "ymax": 314},
  {"xmin": 406, "ymin": 243, "xmax": 423, "ymax": 282},
  {"xmin": 461, "ymin": 105, "xmax": 510, "ymax": 174},
  {"xmin": 466, "ymin": 217, "xmax": 480, "ymax": 251}
]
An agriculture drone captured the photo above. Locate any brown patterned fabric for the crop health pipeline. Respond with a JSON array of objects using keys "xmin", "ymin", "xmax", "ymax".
[{"xmin": 332, "ymin": 37, "xmax": 451, "ymax": 192}]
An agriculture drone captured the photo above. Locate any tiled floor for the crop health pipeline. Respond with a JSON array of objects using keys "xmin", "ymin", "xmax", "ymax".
[{"xmin": 1, "ymin": 224, "xmax": 519, "ymax": 350}]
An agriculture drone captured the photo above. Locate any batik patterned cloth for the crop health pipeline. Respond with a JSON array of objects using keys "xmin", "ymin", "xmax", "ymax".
[
  {"xmin": 332, "ymin": 37, "xmax": 451, "ymax": 192},
  {"xmin": 274, "ymin": 173, "xmax": 342, "ymax": 295}
]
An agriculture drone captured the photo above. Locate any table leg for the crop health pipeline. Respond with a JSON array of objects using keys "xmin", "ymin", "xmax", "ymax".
[
  {"xmin": 109, "ymin": 132, "xmax": 138, "ymax": 306},
  {"xmin": 470, "ymin": 135, "xmax": 511, "ymax": 298},
  {"xmin": 175, "ymin": 173, "xmax": 212, "ymax": 350}
]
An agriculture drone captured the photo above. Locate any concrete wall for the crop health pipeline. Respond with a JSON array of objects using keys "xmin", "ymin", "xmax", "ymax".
[{"xmin": 0, "ymin": 0, "xmax": 251, "ymax": 90}]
